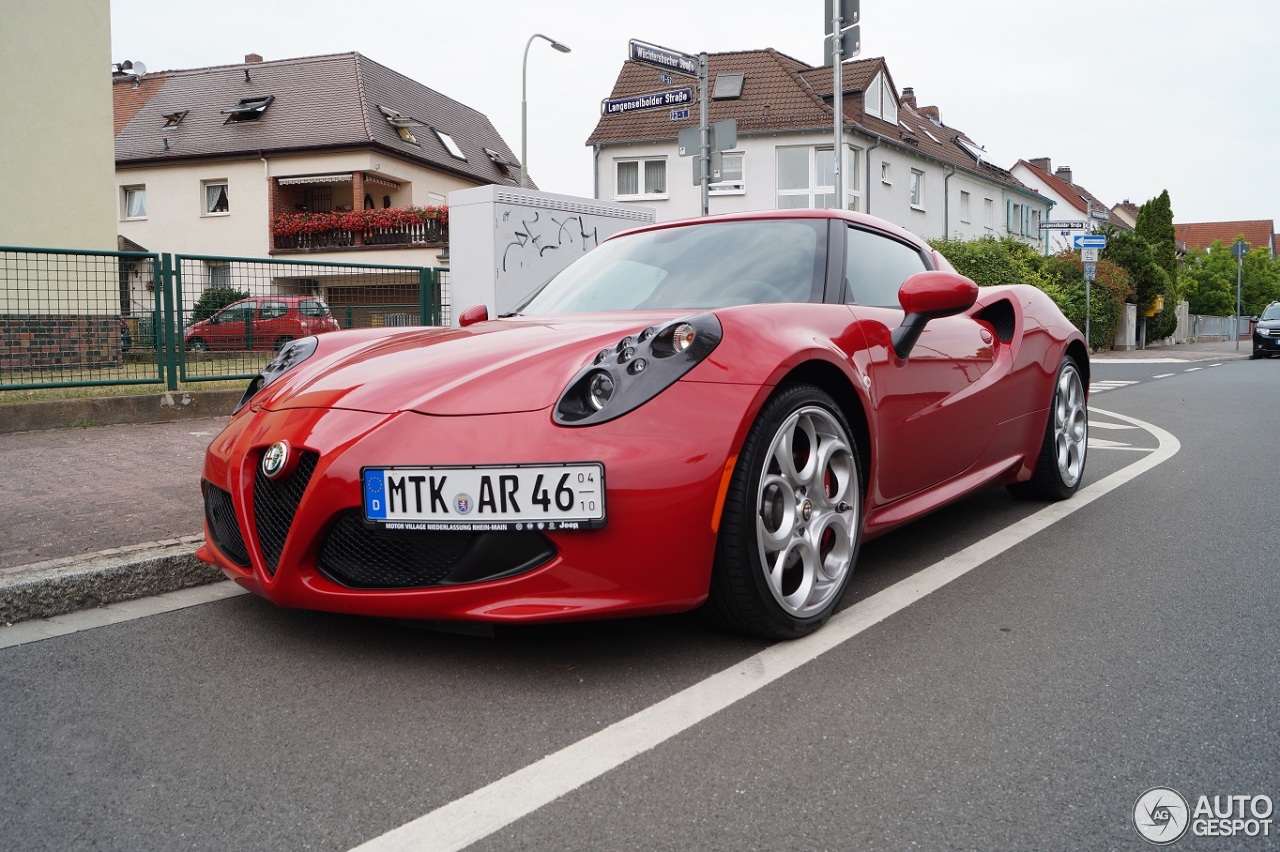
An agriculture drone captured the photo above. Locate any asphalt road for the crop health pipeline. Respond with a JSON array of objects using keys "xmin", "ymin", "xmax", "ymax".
[{"xmin": 3, "ymin": 358, "xmax": 1278, "ymax": 851}]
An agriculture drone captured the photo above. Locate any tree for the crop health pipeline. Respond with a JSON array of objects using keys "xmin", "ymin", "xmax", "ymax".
[
  {"xmin": 1102, "ymin": 228, "xmax": 1177, "ymax": 340},
  {"xmin": 1134, "ymin": 190, "xmax": 1177, "ymax": 290},
  {"xmin": 1182, "ymin": 240, "xmax": 1280, "ymax": 317},
  {"xmin": 190, "ymin": 287, "xmax": 249, "ymax": 322}
]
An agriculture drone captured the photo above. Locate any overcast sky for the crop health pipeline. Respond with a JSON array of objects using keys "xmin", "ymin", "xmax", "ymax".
[{"xmin": 110, "ymin": 0, "xmax": 1278, "ymax": 226}]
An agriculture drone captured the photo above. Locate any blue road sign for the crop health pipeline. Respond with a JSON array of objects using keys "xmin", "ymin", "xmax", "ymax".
[
  {"xmin": 1073, "ymin": 235, "xmax": 1107, "ymax": 249},
  {"xmin": 601, "ymin": 88, "xmax": 694, "ymax": 116},
  {"xmin": 629, "ymin": 40, "xmax": 698, "ymax": 77}
]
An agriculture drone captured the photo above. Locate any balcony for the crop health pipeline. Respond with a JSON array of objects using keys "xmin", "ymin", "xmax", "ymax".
[{"xmin": 272, "ymin": 206, "xmax": 447, "ymax": 253}]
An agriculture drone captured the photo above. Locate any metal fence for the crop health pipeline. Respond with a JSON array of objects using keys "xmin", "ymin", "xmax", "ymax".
[{"xmin": 1, "ymin": 245, "xmax": 449, "ymax": 392}]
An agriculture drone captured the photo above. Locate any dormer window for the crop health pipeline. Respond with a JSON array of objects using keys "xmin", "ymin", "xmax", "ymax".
[
  {"xmin": 434, "ymin": 129, "xmax": 466, "ymax": 161},
  {"xmin": 864, "ymin": 72, "xmax": 897, "ymax": 124},
  {"xmin": 378, "ymin": 105, "xmax": 425, "ymax": 146},
  {"xmin": 223, "ymin": 95, "xmax": 274, "ymax": 123}
]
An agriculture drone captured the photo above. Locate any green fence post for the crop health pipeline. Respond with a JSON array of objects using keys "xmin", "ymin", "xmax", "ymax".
[
  {"xmin": 160, "ymin": 253, "xmax": 179, "ymax": 390},
  {"xmin": 419, "ymin": 268, "xmax": 433, "ymax": 325}
]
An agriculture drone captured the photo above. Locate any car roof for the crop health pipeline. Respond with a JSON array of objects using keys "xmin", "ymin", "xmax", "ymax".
[{"xmin": 605, "ymin": 208, "xmax": 931, "ymax": 252}]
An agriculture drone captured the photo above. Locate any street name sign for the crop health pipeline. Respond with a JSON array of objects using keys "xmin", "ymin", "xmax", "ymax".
[
  {"xmin": 1039, "ymin": 220, "xmax": 1085, "ymax": 231},
  {"xmin": 1073, "ymin": 235, "xmax": 1107, "ymax": 249},
  {"xmin": 628, "ymin": 40, "xmax": 698, "ymax": 77},
  {"xmin": 602, "ymin": 88, "xmax": 694, "ymax": 116}
]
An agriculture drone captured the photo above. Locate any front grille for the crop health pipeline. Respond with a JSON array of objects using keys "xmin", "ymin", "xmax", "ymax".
[
  {"xmin": 203, "ymin": 482, "xmax": 250, "ymax": 567},
  {"xmin": 317, "ymin": 511, "xmax": 556, "ymax": 589},
  {"xmin": 253, "ymin": 450, "xmax": 319, "ymax": 576}
]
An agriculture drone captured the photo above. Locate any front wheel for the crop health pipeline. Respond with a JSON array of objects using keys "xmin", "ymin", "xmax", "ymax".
[
  {"xmin": 187, "ymin": 337, "xmax": 209, "ymax": 353},
  {"xmin": 1009, "ymin": 355, "xmax": 1088, "ymax": 501},
  {"xmin": 708, "ymin": 384, "xmax": 863, "ymax": 640}
]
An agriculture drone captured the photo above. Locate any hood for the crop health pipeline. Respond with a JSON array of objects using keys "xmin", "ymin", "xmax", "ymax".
[{"xmin": 254, "ymin": 314, "xmax": 686, "ymax": 416}]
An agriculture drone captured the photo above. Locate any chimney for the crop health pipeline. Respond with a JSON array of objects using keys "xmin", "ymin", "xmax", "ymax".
[
  {"xmin": 1055, "ymin": 165, "xmax": 1073, "ymax": 185},
  {"xmin": 918, "ymin": 105, "xmax": 940, "ymax": 123},
  {"xmin": 1029, "ymin": 157, "xmax": 1051, "ymax": 173},
  {"xmin": 900, "ymin": 87, "xmax": 916, "ymax": 109},
  {"xmin": 245, "ymin": 53, "xmax": 263, "ymax": 63}
]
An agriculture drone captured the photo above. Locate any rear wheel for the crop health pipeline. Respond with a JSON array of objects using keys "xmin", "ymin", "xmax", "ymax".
[
  {"xmin": 708, "ymin": 384, "xmax": 862, "ymax": 639},
  {"xmin": 1009, "ymin": 355, "xmax": 1087, "ymax": 501},
  {"xmin": 187, "ymin": 337, "xmax": 209, "ymax": 353}
]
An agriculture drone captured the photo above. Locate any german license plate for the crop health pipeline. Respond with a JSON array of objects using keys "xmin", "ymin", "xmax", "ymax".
[{"xmin": 362, "ymin": 463, "xmax": 605, "ymax": 531}]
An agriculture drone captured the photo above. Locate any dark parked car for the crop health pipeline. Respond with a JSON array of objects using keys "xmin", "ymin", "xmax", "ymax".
[
  {"xmin": 1253, "ymin": 302, "xmax": 1280, "ymax": 359},
  {"xmin": 185, "ymin": 296, "xmax": 339, "ymax": 352}
]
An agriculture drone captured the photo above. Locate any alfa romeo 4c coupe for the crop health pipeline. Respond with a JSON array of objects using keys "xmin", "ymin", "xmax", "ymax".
[{"xmin": 199, "ymin": 209, "xmax": 1089, "ymax": 639}]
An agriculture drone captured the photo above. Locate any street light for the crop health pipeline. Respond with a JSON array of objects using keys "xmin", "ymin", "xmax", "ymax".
[{"xmin": 521, "ymin": 33, "xmax": 571, "ymax": 189}]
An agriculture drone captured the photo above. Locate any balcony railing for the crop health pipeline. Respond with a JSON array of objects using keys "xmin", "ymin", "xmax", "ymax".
[{"xmin": 272, "ymin": 206, "xmax": 447, "ymax": 252}]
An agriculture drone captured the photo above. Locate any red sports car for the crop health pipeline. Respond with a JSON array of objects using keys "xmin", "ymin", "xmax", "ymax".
[{"xmin": 198, "ymin": 210, "xmax": 1088, "ymax": 639}]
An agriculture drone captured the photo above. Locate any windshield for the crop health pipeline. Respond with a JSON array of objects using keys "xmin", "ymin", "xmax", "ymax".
[
  {"xmin": 1261, "ymin": 304, "xmax": 1280, "ymax": 321},
  {"xmin": 518, "ymin": 219, "xmax": 827, "ymax": 314}
]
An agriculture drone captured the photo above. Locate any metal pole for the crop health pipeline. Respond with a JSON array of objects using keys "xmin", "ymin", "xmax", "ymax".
[
  {"xmin": 699, "ymin": 52, "xmax": 710, "ymax": 216},
  {"xmin": 1236, "ymin": 252, "xmax": 1243, "ymax": 351},
  {"xmin": 520, "ymin": 34, "xmax": 571, "ymax": 189},
  {"xmin": 832, "ymin": 8, "xmax": 843, "ymax": 210}
]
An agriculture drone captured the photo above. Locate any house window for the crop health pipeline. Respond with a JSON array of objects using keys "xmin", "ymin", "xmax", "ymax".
[
  {"xmin": 203, "ymin": 181, "xmax": 230, "ymax": 215},
  {"xmin": 122, "ymin": 185, "xmax": 146, "ymax": 220},
  {"xmin": 960, "ymin": 191, "xmax": 972, "ymax": 223},
  {"xmin": 776, "ymin": 146, "xmax": 837, "ymax": 209},
  {"xmin": 434, "ymin": 129, "xmax": 467, "ymax": 161},
  {"xmin": 208, "ymin": 262, "xmax": 231, "ymax": 288},
  {"xmin": 846, "ymin": 145, "xmax": 861, "ymax": 211},
  {"xmin": 1010, "ymin": 202, "xmax": 1023, "ymax": 234},
  {"xmin": 864, "ymin": 72, "xmax": 898, "ymax": 123},
  {"xmin": 909, "ymin": 170, "xmax": 924, "ymax": 209},
  {"xmin": 1030, "ymin": 208, "xmax": 1041, "ymax": 232},
  {"xmin": 984, "ymin": 198, "xmax": 994, "ymax": 229},
  {"xmin": 616, "ymin": 158, "xmax": 667, "ymax": 199},
  {"xmin": 709, "ymin": 152, "xmax": 745, "ymax": 194}
]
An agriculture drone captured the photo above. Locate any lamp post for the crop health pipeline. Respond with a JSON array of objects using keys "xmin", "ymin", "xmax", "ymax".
[{"xmin": 521, "ymin": 33, "xmax": 571, "ymax": 189}]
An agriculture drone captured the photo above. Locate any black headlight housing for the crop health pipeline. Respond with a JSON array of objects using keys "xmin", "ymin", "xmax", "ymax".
[
  {"xmin": 233, "ymin": 336, "xmax": 319, "ymax": 414},
  {"xmin": 554, "ymin": 314, "xmax": 722, "ymax": 426}
]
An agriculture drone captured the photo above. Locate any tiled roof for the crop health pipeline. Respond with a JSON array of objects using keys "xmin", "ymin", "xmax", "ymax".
[
  {"xmin": 1174, "ymin": 220, "xmax": 1277, "ymax": 253},
  {"xmin": 113, "ymin": 53, "xmax": 521, "ymax": 187},
  {"xmin": 587, "ymin": 50, "xmax": 1044, "ymax": 200},
  {"xmin": 1017, "ymin": 160, "xmax": 1107, "ymax": 217}
]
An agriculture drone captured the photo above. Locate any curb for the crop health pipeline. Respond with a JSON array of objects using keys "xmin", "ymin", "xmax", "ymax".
[
  {"xmin": 0, "ymin": 389, "xmax": 242, "ymax": 434},
  {"xmin": 0, "ymin": 543, "xmax": 224, "ymax": 625}
]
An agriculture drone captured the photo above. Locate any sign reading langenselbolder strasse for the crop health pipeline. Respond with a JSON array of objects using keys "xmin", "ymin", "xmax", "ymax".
[{"xmin": 602, "ymin": 88, "xmax": 694, "ymax": 115}]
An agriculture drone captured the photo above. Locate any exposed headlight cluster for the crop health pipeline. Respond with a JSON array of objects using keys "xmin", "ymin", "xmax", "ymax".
[
  {"xmin": 555, "ymin": 314, "xmax": 722, "ymax": 426},
  {"xmin": 233, "ymin": 336, "xmax": 319, "ymax": 413}
]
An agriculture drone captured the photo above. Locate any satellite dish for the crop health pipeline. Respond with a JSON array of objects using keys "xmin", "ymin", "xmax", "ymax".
[{"xmin": 132, "ymin": 61, "xmax": 147, "ymax": 76}]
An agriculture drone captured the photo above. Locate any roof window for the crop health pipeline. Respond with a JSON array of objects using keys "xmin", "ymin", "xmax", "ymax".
[
  {"xmin": 162, "ymin": 110, "xmax": 189, "ymax": 128},
  {"xmin": 484, "ymin": 147, "xmax": 514, "ymax": 177},
  {"xmin": 712, "ymin": 73, "xmax": 745, "ymax": 100},
  {"xmin": 434, "ymin": 129, "xmax": 467, "ymax": 161},
  {"xmin": 223, "ymin": 95, "xmax": 274, "ymax": 123},
  {"xmin": 378, "ymin": 105, "xmax": 426, "ymax": 146}
]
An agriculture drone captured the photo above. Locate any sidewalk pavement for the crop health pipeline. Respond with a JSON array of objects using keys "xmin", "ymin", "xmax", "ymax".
[{"xmin": 0, "ymin": 339, "xmax": 1254, "ymax": 628}]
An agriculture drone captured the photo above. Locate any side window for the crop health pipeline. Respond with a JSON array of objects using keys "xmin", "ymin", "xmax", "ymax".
[
  {"xmin": 844, "ymin": 227, "xmax": 929, "ymax": 307},
  {"xmin": 260, "ymin": 301, "xmax": 288, "ymax": 319}
]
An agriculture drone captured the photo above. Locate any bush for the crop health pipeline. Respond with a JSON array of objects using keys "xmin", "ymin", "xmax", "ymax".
[{"xmin": 191, "ymin": 287, "xmax": 249, "ymax": 322}]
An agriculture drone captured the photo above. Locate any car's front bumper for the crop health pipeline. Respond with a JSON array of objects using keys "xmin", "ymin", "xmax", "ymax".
[{"xmin": 198, "ymin": 381, "xmax": 760, "ymax": 624}]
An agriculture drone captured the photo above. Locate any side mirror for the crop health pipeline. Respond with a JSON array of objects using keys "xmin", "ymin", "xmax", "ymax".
[
  {"xmin": 891, "ymin": 270, "xmax": 979, "ymax": 359},
  {"xmin": 458, "ymin": 304, "xmax": 490, "ymax": 327}
]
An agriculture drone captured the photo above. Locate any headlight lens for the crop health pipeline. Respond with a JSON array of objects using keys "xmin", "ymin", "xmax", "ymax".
[
  {"xmin": 554, "ymin": 314, "xmax": 722, "ymax": 426},
  {"xmin": 233, "ymin": 336, "xmax": 319, "ymax": 413}
]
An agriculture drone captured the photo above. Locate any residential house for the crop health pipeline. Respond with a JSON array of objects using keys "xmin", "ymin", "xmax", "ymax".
[
  {"xmin": 114, "ymin": 52, "xmax": 523, "ymax": 319},
  {"xmin": 1173, "ymin": 220, "xmax": 1275, "ymax": 255},
  {"xmin": 586, "ymin": 50, "xmax": 1050, "ymax": 247},
  {"xmin": 1111, "ymin": 199, "xmax": 1141, "ymax": 229},
  {"xmin": 1011, "ymin": 158, "xmax": 1126, "ymax": 254}
]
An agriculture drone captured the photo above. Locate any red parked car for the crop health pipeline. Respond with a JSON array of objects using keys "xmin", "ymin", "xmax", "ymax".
[
  {"xmin": 198, "ymin": 210, "xmax": 1088, "ymax": 639},
  {"xmin": 185, "ymin": 295, "xmax": 339, "ymax": 352}
]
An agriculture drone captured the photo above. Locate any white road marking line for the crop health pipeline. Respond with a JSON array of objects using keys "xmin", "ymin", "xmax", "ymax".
[
  {"xmin": 349, "ymin": 406, "xmax": 1179, "ymax": 852},
  {"xmin": 1092, "ymin": 358, "xmax": 1185, "ymax": 364},
  {"xmin": 1185, "ymin": 367, "xmax": 1203, "ymax": 373},
  {"xmin": 1208, "ymin": 363, "xmax": 1223, "ymax": 367},
  {"xmin": 1088, "ymin": 437, "xmax": 1148, "ymax": 450},
  {"xmin": 1089, "ymin": 421, "xmax": 1138, "ymax": 430},
  {"xmin": 0, "ymin": 582, "xmax": 248, "ymax": 650},
  {"xmin": 1153, "ymin": 373, "xmax": 1176, "ymax": 379}
]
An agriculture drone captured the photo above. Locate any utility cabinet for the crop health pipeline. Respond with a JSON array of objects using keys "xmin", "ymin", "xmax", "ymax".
[{"xmin": 447, "ymin": 186, "xmax": 655, "ymax": 323}]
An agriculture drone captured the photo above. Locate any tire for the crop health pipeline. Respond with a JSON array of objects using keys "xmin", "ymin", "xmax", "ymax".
[
  {"xmin": 708, "ymin": 384, "xmax": 863, "ymax": 640},
  {"xmin": 1009, "ymin": 355, "xmax": 1087, "ymax": 501},
  {"xmin": 187, "ymin": 338, "xmax": 209, "ymax": 353}
]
